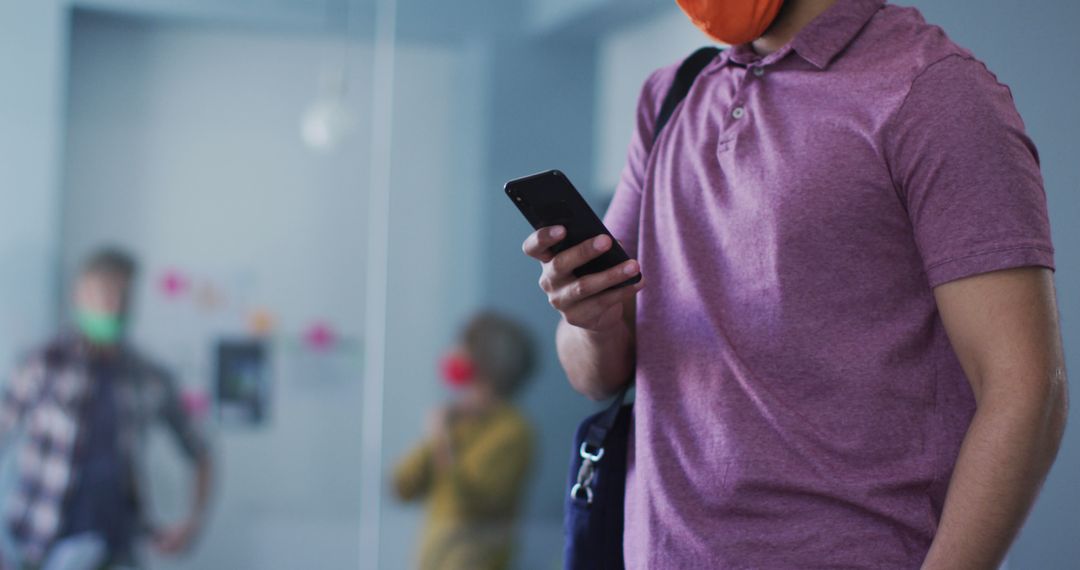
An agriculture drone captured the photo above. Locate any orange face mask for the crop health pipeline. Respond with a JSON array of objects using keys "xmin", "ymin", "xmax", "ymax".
[{"xmin": 676, "ymin": 0, "xmax": 785, "ymax": 46}]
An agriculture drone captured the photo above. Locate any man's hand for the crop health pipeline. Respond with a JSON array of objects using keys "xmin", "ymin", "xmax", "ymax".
[
  {"xmin": 159, "ymin": 451, "xmax": 213, "ymax": 557},
  {"xmin": 522, "ymin": 226, "xmax": 643, "ymax": 332},
  {"xmin": 153, "ymin": 517, "xmax": 200, "ymax": 556},
  {"xmin": 426, "ymin": 405, "xmax": 451, "ymax": 441},
  {"xmin": 522, "ymin": 225, "xmax": 643, "ymax": 399}
]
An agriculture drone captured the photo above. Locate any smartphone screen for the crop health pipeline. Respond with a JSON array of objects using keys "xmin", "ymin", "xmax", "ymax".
[{"xmin": 505, "ymin": 169, "xmax": 641, "ymax": 287}]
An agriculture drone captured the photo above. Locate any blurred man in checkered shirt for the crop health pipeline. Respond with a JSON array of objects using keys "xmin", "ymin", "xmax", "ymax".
[{"xmin": 0, "ymin": 248, "xmax": 214, "ymax": 570}]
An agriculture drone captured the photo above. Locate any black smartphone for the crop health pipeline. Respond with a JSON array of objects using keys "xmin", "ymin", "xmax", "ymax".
[{"xmin": 505, "ymin": 169, "xmax": 641, "ymax": 288}]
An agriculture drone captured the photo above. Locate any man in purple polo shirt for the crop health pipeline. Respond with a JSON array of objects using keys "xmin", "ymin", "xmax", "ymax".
[{"xmin": 522, "ymin": 0, "xmax": 1067, "ymax": 567}]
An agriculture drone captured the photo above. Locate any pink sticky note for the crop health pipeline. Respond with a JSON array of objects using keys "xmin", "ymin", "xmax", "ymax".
[
  {"xmin": 181, "ymin": 390, "xmax": 210, "ymax": 419},
  {"xmin": 304, "ymin": 321, "xmax": 336, "ymax": 351},
  {"xmin": 159, "ymin": 270, "xmax": 189, "ymax": 298}
]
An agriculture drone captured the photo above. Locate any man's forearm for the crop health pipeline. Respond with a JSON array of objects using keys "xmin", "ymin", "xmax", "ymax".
[
  {"xmin": 191, "ymin": 454, "xmax": 213, "ymax": 522},
  {"xmin": 556, "ymin": 317, "xmax": 634, "ymax": 400},
  {"xmin": 922, "ymin": 370, "xmax": 1067, "ymax": 570}
]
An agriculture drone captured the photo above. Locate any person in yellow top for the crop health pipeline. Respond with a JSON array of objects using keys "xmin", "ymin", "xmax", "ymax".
[{"xmin": 393, "ymin": 312, "xmax": 536, "ymax": 570}]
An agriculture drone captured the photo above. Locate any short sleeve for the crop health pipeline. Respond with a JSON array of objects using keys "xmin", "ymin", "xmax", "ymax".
[
  {"xmin": 603, "ymin": 65, "xmax": 677, "ymax": 260},
  {"xmin": 885, "ymin": 55, "xmax": 1054, "ymax": 288}
]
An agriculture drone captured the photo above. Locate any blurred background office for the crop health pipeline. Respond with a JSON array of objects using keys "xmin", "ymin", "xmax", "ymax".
[{"xmin": 0, "ymin": 0, "xmax": 1077, "ymax": 568}]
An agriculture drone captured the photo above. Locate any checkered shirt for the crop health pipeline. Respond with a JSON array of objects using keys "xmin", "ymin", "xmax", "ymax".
[{"xmin": 0, "ymin": 336, "xmax": 207, "ymax": 564}]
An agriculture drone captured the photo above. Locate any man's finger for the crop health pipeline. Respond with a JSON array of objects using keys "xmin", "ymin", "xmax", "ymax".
[
  {"xmin": 561, "ymin": 259, "xmax": 641, "ymax": 304},
  {"xmin": 564, "ymin": 278, "xmax": 644, "ymax": 326},
  {"xmin": 551, "ymin": 234, "xmax": 613, "ymax": 277},
  {"xmin": 522, "ymin": 226, "xmax": 566, "ymax": 261}
]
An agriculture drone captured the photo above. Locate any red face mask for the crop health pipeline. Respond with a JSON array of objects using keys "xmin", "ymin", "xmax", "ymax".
[
  {"xmin": 676, "ymin": 0, "xmax": 785, "ymax": 45},
  {"xmin": 439, "ymin": 352, "xmax": 475, "ymax": 389}
]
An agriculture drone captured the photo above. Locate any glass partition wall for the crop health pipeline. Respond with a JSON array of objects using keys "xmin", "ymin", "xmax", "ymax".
[{"xmin": 58, "ymin": 2, "xmax": 377, "ymax": 569}]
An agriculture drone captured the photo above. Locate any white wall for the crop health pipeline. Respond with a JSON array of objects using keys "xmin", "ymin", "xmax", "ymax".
[
  {"xmin": 61, "ymin": 12, "xmax": 484, "ymax": 569},
  {"xmin": 593, "ymin": 7, "xmax": 713, "ymax": 192},
  {"xmin": 526, "ymin": 0, "xmax": 605, "ymax": 33}
]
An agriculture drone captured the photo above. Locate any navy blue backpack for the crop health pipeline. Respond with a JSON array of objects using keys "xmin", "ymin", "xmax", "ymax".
[{"xmin": 562, "ymin": 46, "xmax": 721, "ymax": 570}]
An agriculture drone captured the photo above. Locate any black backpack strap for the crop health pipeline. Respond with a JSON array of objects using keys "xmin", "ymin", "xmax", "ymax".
[
  {"xmin": 653, "ymin": 46, "xmax": 722, "ymax": 144},
  {"xmin": 570, "ymin": 384, "xmax": 630, "ymax": 506},
  {"xmin": 581, "ymin": 385, "xmax": 629, "ymax": 459}
]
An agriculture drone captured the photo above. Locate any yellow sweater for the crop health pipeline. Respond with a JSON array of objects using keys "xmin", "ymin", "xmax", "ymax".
[{"xmin": 393, "ymin": 404, "xmax": 534, "ymax": 570}]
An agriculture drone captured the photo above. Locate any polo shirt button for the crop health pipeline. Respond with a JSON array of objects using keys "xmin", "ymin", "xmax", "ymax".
[
  {"xmin": 732, "ymin": 106, "xmax": 746, "ymax": 119},
  {"xmin": 753, "ymin": 66, "xmax": 765, "ymax": 77}
]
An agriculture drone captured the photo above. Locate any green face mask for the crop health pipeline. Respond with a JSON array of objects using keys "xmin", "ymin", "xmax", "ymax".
[{"xmin": 75, "ymin": 309, "xmax": 124, "ymax": 346}]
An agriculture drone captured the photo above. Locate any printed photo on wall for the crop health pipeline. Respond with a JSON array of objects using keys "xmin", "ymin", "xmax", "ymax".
[{"xmin": 216, "ymin": 339, "xmax": 270, "ymax": 426}]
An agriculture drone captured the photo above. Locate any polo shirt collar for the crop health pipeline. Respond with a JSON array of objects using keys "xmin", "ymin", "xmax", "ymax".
[
  {"xmin": 792, "ymin": 0, "xmax": 884, "ymax": 69},
  {"xmin": 724, "ymin": 0, "xmax": 884, "ymax": 70}
]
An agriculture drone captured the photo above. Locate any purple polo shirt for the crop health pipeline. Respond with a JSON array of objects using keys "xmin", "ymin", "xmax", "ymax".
[{"xmin": 603, "ymin": 0, "xmax": 1055, "ymax": 567}]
